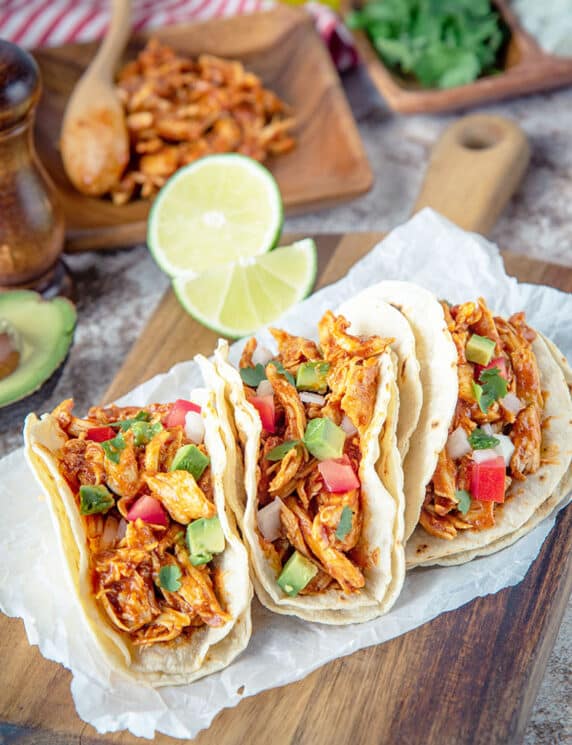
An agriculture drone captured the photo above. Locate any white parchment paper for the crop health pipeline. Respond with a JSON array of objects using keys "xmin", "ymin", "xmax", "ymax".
[{"xmin": 1, "ymin": 210, "xmax": 571, "ymax": 739}]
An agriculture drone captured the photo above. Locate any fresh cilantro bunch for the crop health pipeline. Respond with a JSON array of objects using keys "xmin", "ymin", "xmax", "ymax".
[{"xmin": 347, "ymin": 0, "xmax": 507, "ymax": 89}]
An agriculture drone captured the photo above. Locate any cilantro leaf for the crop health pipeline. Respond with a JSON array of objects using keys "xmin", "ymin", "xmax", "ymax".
[
  {"xmin": 110, "ymin": 410, "xmax": 150, "ymax": 429},
  {"xmin": 468, "ymin": 429, "xmax": 500, "ymax": 450},
  {"xmin": 455, "ymin": 489, "xmax": 471, "ymax": 516},
  {"xmin": 265, "ymin": 440, "xmax": 301, "ymax": 461},
  {"xmin": 239, "ymin": 364, "xmax": 267, "ymax": 388},
  {"xmin": 272, "ymin": 360, "xmax": 296, "ymax": 387},
  {"xmin": 474, "ymin": 367, "xmax": 509, "ymax": 412},
  {"xmin": 130, "ymin": 420, "xmax": 163, "ymax": 446},
  {"xmin": 158, "ymin": 565, "xmax": 182, "ymax": 592},
  {"xmin": 335, "ymin": 506, "xmax": 353, "ymax": 541},
  {"xmin": 101, "ymin": 433, "xmax": 126, "ymax": 464}
]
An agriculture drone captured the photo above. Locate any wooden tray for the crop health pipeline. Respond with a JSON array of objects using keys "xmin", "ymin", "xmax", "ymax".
[
  {"xmin": 348, "ymin": 0, "xmax": 572, "ymax": 114},
  {"xmin": 32, "ymin": 6, "xmax": 373, "ymax": 253},
  {"xmin": 1, "ymin": 232, "xmax": 571, "ymax": 745}
]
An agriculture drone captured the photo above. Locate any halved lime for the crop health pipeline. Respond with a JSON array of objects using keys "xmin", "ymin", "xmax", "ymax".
[
  {"xmin": 147, "ymin": 154, "xmax": 283, "ymax": 278},
  {"xmin": 172, "ymin": 239, "xmax": 318, "ymax": 338}
]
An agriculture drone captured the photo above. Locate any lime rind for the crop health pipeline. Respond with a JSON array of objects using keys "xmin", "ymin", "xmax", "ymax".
[
  {"xmin": 172, "ymin": 239, "xmax": 317, "ymax": 339},
  {"xmin": 147, "ymin": 154, "xmax": 283, "ymax": 279}
]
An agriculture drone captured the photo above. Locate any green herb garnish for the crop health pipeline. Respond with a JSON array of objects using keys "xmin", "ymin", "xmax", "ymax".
[
  {"xmin": 158, "ymin": 565, "xmax": 182, "ymax": 592},
  {"xmin": 335, "ymin": 506, "xmax": 353, "ymax": 541},
  {"xmin": 473, "ymin": 366, "xmax": 509, "ymax": 413},
  {"xmin": 346, "ymin": 0, "xmax": 507, "ymax": 90},
  {"xmin": 240, "ymin": 364, "xmax": 267, "ymax": 388},
  {"xmin": 455, "ymin": 489, "xmax": 471, "ymax": 516},
  {"xmin": 79, "ymin": 484, "xmax": 115, "ymax": 515},
  {"xmin": 468, "ymin": 429, "xmax": 500, "ymax": 450},
  {"xmin": 109, "ymin": 410, "xmax": 150, "ymax": 429},
  {"xmin": 265, "ymin": 440, "xmax": 301, "ymax": 461},
  {"xmin": 272, "ymin": 360, "xmax": 296, "ymax": 387},
  {"xmin": 101, "ymin": 433, "xmax": 126, "ymax": 464},
  {"xmin": 129, "ymin": 420, "xmax": 163, "ymax": 446}
]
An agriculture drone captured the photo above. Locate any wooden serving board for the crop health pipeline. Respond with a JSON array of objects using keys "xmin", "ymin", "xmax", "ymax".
[
  {"xmin": 1, "ymin": 232, "xmax": 571, "ymax": 745},
  {"xmin": 32, "ymin": 6, "xmax": 372, "ymax": 253},
  {"xmin": 347, "ymin": 0, "xmax": 572, "ymax": 114}
]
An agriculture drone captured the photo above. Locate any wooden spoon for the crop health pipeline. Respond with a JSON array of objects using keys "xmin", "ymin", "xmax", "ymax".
[{"xmin": 60, "ymin": 0, "xmax": 131, "ymax": 197}]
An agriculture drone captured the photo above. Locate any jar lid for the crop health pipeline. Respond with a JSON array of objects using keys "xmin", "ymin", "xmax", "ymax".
[{"xmin": 0, "ymin": 40, "xmax": 40, "ymax": 128}]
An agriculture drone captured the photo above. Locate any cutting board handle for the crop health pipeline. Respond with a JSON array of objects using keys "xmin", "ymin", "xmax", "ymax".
[{"xmin": 412, "ymin": 114, "xmax": 530, "ymax": 236}]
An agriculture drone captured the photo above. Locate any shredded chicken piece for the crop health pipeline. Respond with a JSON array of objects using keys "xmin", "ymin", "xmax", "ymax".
[
  {"xmin": 145, "ymin": 471, "xmax": 216, "ymax": 524},
  {"xmin": 510, "ymin": 404, "xmax": 542, "ymax": 479},
  {"xmin": 419, "ymin": 508, "xmax": 457, "ymax": 540},
  {"xmin": 104, "ymin": 431, "xmax": 140, "ymax": 498},
  {"xmin": 132, "ymin": 606, "xmax": 192, "ymax": 646},
  {"xmin": 496, "ymin": 317, "xmax": 543, "ymax": 409},
  {"xmin": 280, "ymin": 499, "xmax": 312, "ymax": 558},
  {"xmin": 432, "ymin": 448, "xmax": 457, "ymax": 505},
  {"xmin": 239, "ymin": 337, "xmax": 258, "ymax": 369},
  {"xmin": 268, "ymin": 328, "xmax": 320, "ymax": 374},
  {"xmin": 59, "ymin": 439, "xmax": 106, "ymax": 487},
  {"xmin": 175, "ymin": 546, "xmax": 231, "ymax": 627},
  {"xmin": 316, "ymin": 488, "xmax": 361, "ymax": 552}
]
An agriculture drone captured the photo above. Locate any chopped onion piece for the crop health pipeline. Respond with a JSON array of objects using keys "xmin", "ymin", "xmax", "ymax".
[
  {"xmin": 493, "ymin": 434, "xmax": 515, "ymax": 466},
  {"xmin": 184, "ymin": 411, "xmax": 205, "ymax": 444},
  {"xmin": 117, "ymin": 518, "xmax": 127, "ymax": 541},
  {"xmin": 257, "ymin": 498, "xmax": 283, "ymax": 541},
  {"xmin": 481, "ymin": 423, "xmax": 493, "ymax": 435},
  {"xmin": 252, "ymin": 345, "xmax": 274, "ymax": 366},
  {"xmin": 257, "ymin": 379, "xmax": 274, "ymax": 398},
  {"xmin": 500, "ymin": 392, "xmax": 524, "ymax": 415},
  {"xmin": 472, "ymin": 448, "xmax": 498, "ymax": 464},
  {"xmin": 299, "ymin": 391, "xmax": 325, "ymax": 405},
  {"xmin": 446, "ymin": 426, "xmax": 471, "ymax": 460},
  {"xmin": 101, "ymin": 516, "xmax": 119, "ymax": 549},
  {"xmin": 341, "ymin": 414, "xmax": 358, "ymax": 437}
]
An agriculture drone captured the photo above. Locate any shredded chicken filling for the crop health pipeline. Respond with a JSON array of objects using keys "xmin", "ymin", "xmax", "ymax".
[
  {"xmin": 54, "ymin": 400, "xmax": 229, "ymax": 647},
  {"xmin": 241, "ymin": 311, "xmax": 392, "ymax": 595},
  {"xmin": 421, "ymin": 299, "xmax": 543, "ymax": 540}
]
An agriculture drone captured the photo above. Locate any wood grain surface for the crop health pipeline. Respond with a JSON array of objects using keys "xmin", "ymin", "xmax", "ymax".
[
  {"xmin": 347, "ymin": 0, "xmax": 572, "ymax": 114},
  {"xmin": 32, "ymin": 6, "xmax": 372, "ymax": 253},
  {"xmin": 1, "ymin": 233, "xmax": 570, "ymax": 745}
]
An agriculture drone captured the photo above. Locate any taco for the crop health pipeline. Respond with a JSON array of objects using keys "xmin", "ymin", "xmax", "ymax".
[
  {"xmin": 24, "ymin": 377, "xmax": 252, "ymax": 686},
  {"xmin": 212, "ymin": 310, "xmax": 406, "ymax": 624},
  {"xmin": 368, "ymin": 281, "xmax": 572, "ymax": 566}
]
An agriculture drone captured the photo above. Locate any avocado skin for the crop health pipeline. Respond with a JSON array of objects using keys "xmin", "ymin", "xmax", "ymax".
[{"xmin": 0, "ymin": 290, "xmax": 76, "ymax": 408}]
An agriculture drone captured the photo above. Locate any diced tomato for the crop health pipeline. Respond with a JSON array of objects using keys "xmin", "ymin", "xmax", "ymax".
[
  {"xmin": 126, "ymin": 495, "xmax": 168, "ymax": 527},
  {"xmin": 474, "ymin": 357, "xmax": 508, "ymax": 382},
  {"xmin": 470, "ymin": 456, "xmax": 506, "ymax": 503},
  {"xmin": 248, "ymin": 394, "xmax": 275, "ymax": 433},
  {"xmin": 165, "ymin": 399, "xmax": 201, "ymax": 428},
  {"xmin": 86, "ymin": 426, "xmax": 116, "ymax": 442},
  {"xmin": 318, "ymin": 455, "xmax": 360, "ymax": 493}
]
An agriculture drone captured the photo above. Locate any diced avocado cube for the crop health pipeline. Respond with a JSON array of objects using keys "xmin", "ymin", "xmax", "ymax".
[
  {"xmin": 186, "ymin": 516, "xmax": 225, "ymax": 565},
  {"xmin": 466, "ymin": 334, "xmax": 495, "ymax": 366},
  {"xmin": 171, "ymin": 444, "xmax": 210, "ymax": 480},
  {"xmin": 277, "ymin": 551, "xmax": 318, "ymax": 596},
  {"xmin": 303, "ymin": 417, "xmax": 345, "ymax": 460},
  {"xmin": 79, "ymin": 484, "xmax": 114, "ymax": 515},
  {"xmin": 296, "ymin": 361, "xmax": 330, "ymax": 394}
]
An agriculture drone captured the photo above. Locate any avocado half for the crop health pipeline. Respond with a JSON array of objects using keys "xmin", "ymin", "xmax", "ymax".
[{"xmin": 0, "ymin": 290, "xmax": 76, "ymax": 408}]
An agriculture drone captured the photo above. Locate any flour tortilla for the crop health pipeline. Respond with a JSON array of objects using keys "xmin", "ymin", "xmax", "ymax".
[
  {"xmin": 24, "ymin": 383, "xmax": 252, "ymax": 687},
  {"xmin": 361, "ymin": 281, "xmax": 458, "ymax": 540},
  {"xmin": 410, "ymin": 334, "xmax": 572, "ymax": 567},
  {"xmin": 212, "ymin": 326, "xmax": 405, "ymax": 625},
  {"xmin": 399, "ymin": 323, "xmax": 572, "ymax": 567},
  {"xmin": 337, "ymin": 292, "xmax": 422, "ymax": 461}
]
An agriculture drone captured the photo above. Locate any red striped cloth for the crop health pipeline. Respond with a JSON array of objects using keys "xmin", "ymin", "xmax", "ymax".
[{"xmin": 0, "ymin": 0, "xmax": 357, "ymax": 71}]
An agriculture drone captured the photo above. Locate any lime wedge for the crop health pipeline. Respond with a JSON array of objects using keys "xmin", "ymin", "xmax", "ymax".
[
  {"xmin": 173, "ymin": 239, "xmax": 318, "ymax": 338},
  {"xmin": 147, "ymin": 154, "xmax": 283, "ymax": 278}
]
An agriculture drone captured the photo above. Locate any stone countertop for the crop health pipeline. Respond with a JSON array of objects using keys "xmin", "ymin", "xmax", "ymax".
[{"xmin": 0, "ymin": 70, "xmax": 570, "ymax": 744}]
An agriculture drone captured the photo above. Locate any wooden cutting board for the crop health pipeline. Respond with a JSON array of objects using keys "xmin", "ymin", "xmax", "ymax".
[{"xmin": 1, "ymin": 232, "xmax": 571, "ymax": 745}]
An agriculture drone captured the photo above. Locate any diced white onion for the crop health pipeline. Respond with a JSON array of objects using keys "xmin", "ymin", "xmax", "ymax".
[
  {"xmin": 341, "ymin": 414, "xmax": 358, "ymax": 437},
  {"xmin": 257, "ymin": 498, "xmax": 283, "ymax": 541},
  {"xmin": 252, "ymin": 345, "xmax": 274, "ymax": 366},
  {"xmin": 446, "ymin": 426, "xmax": 472, "ymax": 460},
  {"xmin": 299, "ymin": 391, "xmax": 325, "ymax": 405},
  {"xmin": 184, "ymin": 411, "xmax": 205, "ymax": 444},
  {"xmin": 481, "ymin": 423, "xmax": 493, "ymax": 435},
  {"xmin": 101, "ymin": 516, "xmax": 119, "ymax": 549},
  {"xmin": 493, "ymin": 434, "xmax": 515, "ymax": 466},
  {"xmin": 500, "ymin": 392, "xmax": 524, "ymax": 415},
  {"xmin": 472, "ymin": 448, "xmax": 498, "ymax": 464},
  {"xmin": 117, "ymin": 518, "xmax": 127, "ymax": 541},
  {"xmin": 256, "ymin": 379, "xmax": 274, "ymax": 398}
]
